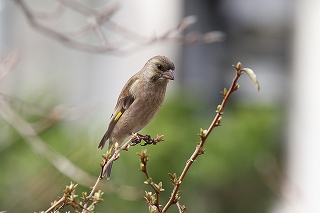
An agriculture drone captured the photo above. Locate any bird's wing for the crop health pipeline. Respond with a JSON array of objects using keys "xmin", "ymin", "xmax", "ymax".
[{"xmin": 98, "ymin": 77, "xmax": 138, "ymax": 149}]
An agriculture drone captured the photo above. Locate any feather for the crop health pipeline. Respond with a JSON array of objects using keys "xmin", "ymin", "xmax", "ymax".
[{"xmin": 98, "ymin": 77, "xmax": 137, "ymax": 149}]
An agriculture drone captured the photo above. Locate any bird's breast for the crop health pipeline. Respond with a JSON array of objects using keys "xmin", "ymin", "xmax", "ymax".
[{"xmin": 111, "ymin": 80, "xmax": 168, "ymax": 140}]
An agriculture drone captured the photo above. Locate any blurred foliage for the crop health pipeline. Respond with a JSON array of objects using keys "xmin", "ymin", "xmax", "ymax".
[{"xmin": 0, "ymin": 92, "xmax": 283, "ymax": 213}]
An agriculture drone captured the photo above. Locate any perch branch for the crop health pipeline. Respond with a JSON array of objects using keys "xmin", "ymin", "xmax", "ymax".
[{"xmin": 162, "ymin": 62, "xmax": 254, "ymax": 212}]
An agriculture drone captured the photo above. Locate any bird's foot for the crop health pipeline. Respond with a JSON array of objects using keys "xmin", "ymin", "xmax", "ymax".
[{"xmin": 130, "ymin": 133, "xmax": 164, "ymax": 146}]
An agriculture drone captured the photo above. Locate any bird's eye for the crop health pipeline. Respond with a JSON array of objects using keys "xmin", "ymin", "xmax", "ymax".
[{"xmin": 156, "ymin": 64, "xmax": 164, "ymax": 71}]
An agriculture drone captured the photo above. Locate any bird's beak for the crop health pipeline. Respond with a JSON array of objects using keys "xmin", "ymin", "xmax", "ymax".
[{"xmin": 162, "ymin": 70, "xmax": 174, "ymax": 80}]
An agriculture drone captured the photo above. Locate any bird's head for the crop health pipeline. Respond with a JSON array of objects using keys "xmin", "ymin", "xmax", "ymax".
[{"xmin": 143, "ymin": 55, "xmax": 175, "ymax": 83}]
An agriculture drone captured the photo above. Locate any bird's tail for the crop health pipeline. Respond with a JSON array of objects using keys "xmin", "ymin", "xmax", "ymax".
[
  {"xmin": 101, "ymin": 137, "xmax": 124, "ymax": 179},
  {"xmin": 98, "ymin": 132, "xmax": 109, "ymax": 149},
  {"xmin": 105, "ymin": 138, "xmax": 115, "ymax": 179},
  {"xmin": 106, "ymin": 161, "xmax": 113, "ymax": 180}
]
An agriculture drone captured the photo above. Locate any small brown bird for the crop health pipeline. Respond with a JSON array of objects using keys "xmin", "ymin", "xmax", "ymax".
[{"xmin": 98, "ymin": 55, "xmax": 175, "ymax": 179}]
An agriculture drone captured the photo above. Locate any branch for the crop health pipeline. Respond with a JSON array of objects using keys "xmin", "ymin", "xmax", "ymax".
[
  {"xmin": 14, "ymin": 0, "xmax": 224, "ymax": 54},
  {"xmin": 0, "ymin": 93, "xmax": 95, "ymax": 133},
  {"xmin": 14, "ymin": 0, "xmax": 116, "ymax": 53},
  {"xmin": 138, "ymin": 149, "xmax": 164, "ymax": 212},
  {"xmin": 0, "ymin": 51, "xmax": 20, "ymax": 81},
  {"xmin": 0, "ymin": 99, "xmax": 97, "ymax": 187},
  {"xmin": 80, "ymin": 134, "xmax": 164, "ymax": 213},
  {"xmin": 161, "ymin": 62, "xmax": 260, "ymax": 212}
]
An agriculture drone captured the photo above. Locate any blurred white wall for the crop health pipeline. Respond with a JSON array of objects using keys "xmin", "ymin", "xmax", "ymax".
[{"xmin": 273, "ymin": 1, "xmax": 320, "ymax": 213}]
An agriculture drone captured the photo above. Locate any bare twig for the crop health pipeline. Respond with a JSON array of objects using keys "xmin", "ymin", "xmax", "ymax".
[
  {"xmin": 31, "ymin": 1, "xmax": 65, "ymax": 20},
  {"xmin": 0, "ymin": 51, "xmax": 20, "ymax": 81},
  {"xmin": 45, "ymin": 196, "xmax": 65, "ymax": 213},
  {"xmin": 0, "ymin": 92, "xmax": 95, "ymax": 133},
  {"xmin": 138, "ymin": 149, "xmax": 163, "ymax": 212},
  {"xmin": 162, "ymin": 62, "xmax": 256, "ymax": 212},
  {"xmin": 13, "ymin": 0, "xmax": 116, "ymax": 53},
  {"xmin": 176, "ymin": 202, "xmax": 186, "ymax": 213},
  {"xmin": 14, "ymin": 0, "xmax": 224, "ymax": 54},
  {"xmin": 45, "ymin": 182, "xmax": 99, "ymax": 213},
  {"xmin": 80, "ymin": 133, "xmax": 163, "ymax": 213},
  {"xmin": 0, "ymin": 99, "xmax": 97, "ymax": 187},
  {"xmin": 30, "ymin": 103, "xmax": 95, "ymax": 133}
]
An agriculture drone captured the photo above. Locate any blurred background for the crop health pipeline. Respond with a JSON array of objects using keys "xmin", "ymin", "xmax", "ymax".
[{"xmin": 0, "ymin": 0, "xmax": 319, "ymax": 212}]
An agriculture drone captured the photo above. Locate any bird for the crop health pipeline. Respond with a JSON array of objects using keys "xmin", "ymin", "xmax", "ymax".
[{"xmin": 98, "ymin": 55, "xmax": 175, "ymax": 179}]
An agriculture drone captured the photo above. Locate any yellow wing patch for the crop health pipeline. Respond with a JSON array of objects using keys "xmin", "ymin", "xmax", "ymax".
[{"xmin": 114, "ymin": 111, "xmax": 122, "ymax": 121}]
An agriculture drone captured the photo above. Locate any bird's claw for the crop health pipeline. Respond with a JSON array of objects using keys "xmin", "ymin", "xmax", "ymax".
[
  {"xmin": 130, "ymin": 133, "xmax": 141, "ymax": 146},
  {"xmin": 130, "ymin": 133, "xmax": 161, "ymax": 146}
]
